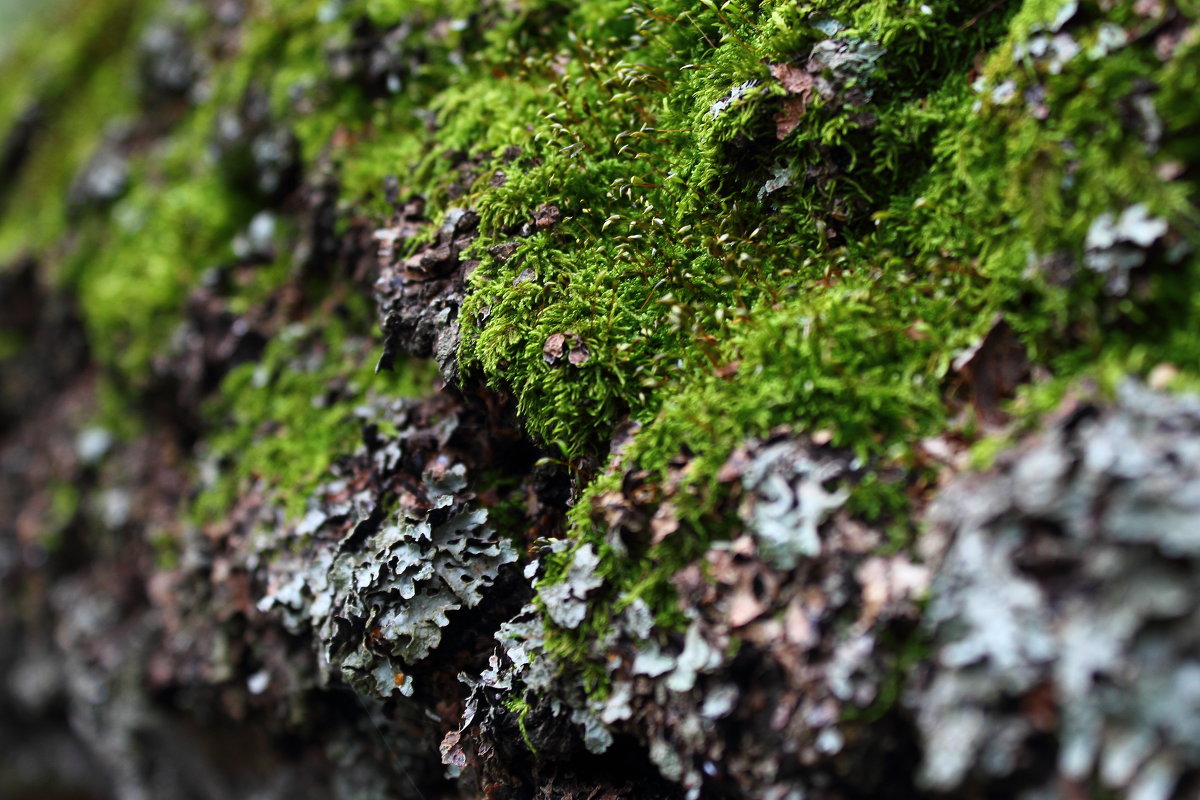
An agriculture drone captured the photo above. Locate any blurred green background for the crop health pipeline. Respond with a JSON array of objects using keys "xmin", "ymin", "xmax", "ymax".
[{"xmin": 0, "ymin": 0, "xmax": 69, "ymax": 59}]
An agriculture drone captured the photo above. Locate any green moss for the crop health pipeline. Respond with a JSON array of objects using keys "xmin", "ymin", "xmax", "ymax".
[
  {"xmin": 0, "ymin": 0, "xmax": 148, "ymax": 266},
  {"xmin": 0, "ymin": 330, "xmax": 22, "ymax": 361},
  {"xmin": 502, "ymin": 693, "xmax": 539, "ymax": 755},
  {"xmin": 1, "ymin": 0, "xmax": 379, "ymax": 378},
  {"xmin": 149, "ymin": 528, "xmax": 181, "ymax": 570},
  {"xmin": 42, "ymin": 481, "xmax": 80, "ymax": 552},
  {"xmin": 437, "ymin": 0, "xmax": 1015, "ymax": 459},
  {"xmin": 490, "ymin": 0, "xmax": 1200, "ymax": 668},
  {"xmin": 48, "ymin": 0, "xmax": 532, "ymax": 385},
  {"xmin": 69, "ymin": 136, "xmax": 255, "ymax": 376},
  {"xmin": 193, "ymin": 303, "xmax": 436, "ymax": 522}
]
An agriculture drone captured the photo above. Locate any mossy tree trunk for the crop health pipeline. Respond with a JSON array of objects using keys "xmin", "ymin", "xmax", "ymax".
[{"xmin": 3, "ymin": 1, "xmax": 1200, "ymax": 798}]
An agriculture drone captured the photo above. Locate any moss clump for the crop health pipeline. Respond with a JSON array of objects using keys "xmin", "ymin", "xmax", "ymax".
[
  {"xmin": 503, "ymin": 693, "xmax": 539, "ymax": 755},
  {"xmin": 0, "ymin": 0, "xmax": 147, "ymax": 264},
  {"xmin": 67, "ymin": 139, "xmax": 254, "ymax": 376},
  {"xmin": 404, "ymin": 0, "xmax": 1197, "ymax": 664},
  {"xmin": 193, "ymin": 301, "xmax": 435, "ymax": 522}
]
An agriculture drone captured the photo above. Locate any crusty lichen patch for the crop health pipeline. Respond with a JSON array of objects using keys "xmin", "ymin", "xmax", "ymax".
[{"xmin": 450, "ymin": 431, "xmax": 931, "ymax": 799}]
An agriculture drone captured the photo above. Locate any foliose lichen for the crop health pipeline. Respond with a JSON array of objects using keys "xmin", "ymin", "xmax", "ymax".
[
  {"xmin": 445, "ymin": 432, "xmax": 927, "ymax": 799},
  {"xmin": 256, "ymin": 394, "xmax": 519, "ymax": 699},
  {"xmin": 913, "ymin": 381, "xmax": 1200, "ymax": 798}
]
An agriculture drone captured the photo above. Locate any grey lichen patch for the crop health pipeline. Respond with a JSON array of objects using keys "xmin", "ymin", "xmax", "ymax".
[
  {"xmin": 451, "ymin": 430, "xmax": 928, "ymax": 799},
  {"xmin": 708, "ymin": 79, "xmax": 762, "ymax": 120},
  {"xmin": 327, "ymin": 496, "xmax": 515, "ymax": 696},
  {"xmin": 803, "ymin": 35, "xmax": 885, "ymax": 109},
  {"xmin": 722, "ymin": 435, "xmax": 857, "ymax": 570},
  {"xmin": 912, "ymin": 381, "xmax": 1200, "ymax": 798},
  {"xmin": 1084, "ymin": 203, "xmax": 1173, "ymax": 295},
  {"xmin": 256, "ymin": 397, "xmax": 517, "ymax": 700},
  {"xmin": 619, "ymin": 521, "xmax": 927, "ymax": 799},
  {"xmin": 490, "ymin": 602, "xmax": 558, "ymax": 693},
  {"xmin": 538, "ymin": 542, "xmax": 603, "ymax": 630},
  {"xmin": 583, "ymin": 514, "xmax": 928, "ymax": 799},
  {"xmin": 1011, "ymin": 0, "xmax": 1082, "ymax": 75}
]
